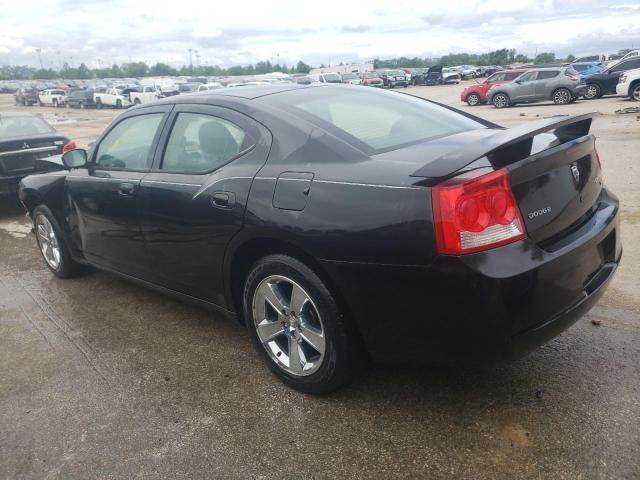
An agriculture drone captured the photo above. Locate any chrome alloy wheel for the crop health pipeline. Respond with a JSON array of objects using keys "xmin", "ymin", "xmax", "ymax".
[
  {"xmin": 585, "ymin": 84, "xmax": 599, "ymax": 99},
  {"xmin": 554, "ymin": 89, "xmax": 571, "ymax": 104},
  {"xmin": 35, "ymin": 214, "xmax": 61, "ymax": 270},
  {"xmin": 252, "ymin": 275, "xmax": 326, "ymax": 377}
]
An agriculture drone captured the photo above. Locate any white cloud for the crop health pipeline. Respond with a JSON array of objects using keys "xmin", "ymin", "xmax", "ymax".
[{"xmin": 0, "ymin": 0, "xmax": 637, "ymax": 68}]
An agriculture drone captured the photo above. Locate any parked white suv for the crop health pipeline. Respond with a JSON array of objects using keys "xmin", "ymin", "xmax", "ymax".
[
  {"xmin": 130, "ymin": 85, "xmax": 163, "ymax": 105},
  {"xmin": 616, "ymin": 68, "xmax": 640, "ymax": 101},
  {"xmin": 38, "ymin": 89, "xmax": 67, "ymax": 107},
  {"xmin": 94, "ymin": 88, "xmax": 133, "ymax": 109}
]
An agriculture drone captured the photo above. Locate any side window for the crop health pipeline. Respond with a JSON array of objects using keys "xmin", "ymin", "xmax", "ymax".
[
  {"xmin": 95, "ymin": 113, "xmax": 164, "ymax": 170},
  {"xmin": 573, "ymin": 65, "xmax": 587, "ymax": 72},
  {"xmin": 519, "ymin": 72, "xmax": 538, "ymax": 82},
  {"xmin": 491, "ymin": 73, "xmax": 506, "ymax": 82},
  {"xmin": 161, "ymin": 113, "xmax": 255, "ymax": 173},
  {"xmin": 505, "ymin": 73, "xmax": 520, "ymax": 81},
  {"xmin": 537, "ymin": 71, "xmax": 560, "ymax": 80},
  {"xmin": 624, "ymin": 59, "xmax": 640, "ymax": 70}
]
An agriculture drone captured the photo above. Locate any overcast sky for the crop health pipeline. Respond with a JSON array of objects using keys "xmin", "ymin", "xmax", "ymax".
[{"xmin": 1, "ymin": 0, "xmax": 639, "ymax": 69}]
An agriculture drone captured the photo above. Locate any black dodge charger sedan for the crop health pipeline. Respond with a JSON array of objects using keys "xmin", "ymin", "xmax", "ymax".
[{"xmin": 18, "ymin": 84, "xmax": 621, "ymax": 393}]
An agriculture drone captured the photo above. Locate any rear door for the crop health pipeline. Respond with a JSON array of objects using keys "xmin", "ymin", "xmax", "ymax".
[
  {"xmin": 137, "ymin": 103, "xmax": 272, "ymax": 306},
  {"xmin": 65, "ymin": 105, "xmax": 171, "ymax": 277},
  {"xmin": 534, "ymin": 70, "xmax": 561, "ymax": 99}
]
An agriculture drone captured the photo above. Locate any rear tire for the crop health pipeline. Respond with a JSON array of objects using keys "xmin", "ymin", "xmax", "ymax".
[
  {"xmin": 134, "ymin": 98, "xmax": 141, "ymax": 105},
  {"xmin": 243, "ymin": 254, "xmax": 362, "ymax": 394},
  {"xmin": 116, "ymin": 99, "xmax": 122, "ymax": 109},
  {"xmin": 492, "ymin": 93, "xmax": 509, "ymax": 108},
  {"xmin": 96, "ymin": 98, "xmax": 102, "ymax": 109},
  {"xmin": 53, "ymin": 99, "xmax": 58, "ymax": 108},
  {"xmin": 466, "ymin": 93, "xmax": 481, "ymax": 106},
  {"xmin": 552, "ymin": 88, "xmax": 572, "ymax": 105},
  {"xmin": 33, "ymin": 206, "xmax": 83, "ymax": 279},
  {"xmin": 584, "ymin": 83, "xmax": 601, "ymax": 100}
]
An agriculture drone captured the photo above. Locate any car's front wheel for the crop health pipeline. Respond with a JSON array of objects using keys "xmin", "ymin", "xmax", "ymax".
[
  {"xmin": 33, "ymin": 206, "xmax": 83, "ymax": 278},
  {"xmin": 492, "ymin": 93, "xmax": 509, "ymax": 108},
  {"xmin": 631, "ymin": 83, "xmax": 640, "ymax": 101},
  {"xmin": 243, "ymin": 254, "xmax": 362, "ymax": 393},
  {"xmin": 584, "ymin": 83, "xmax": 601, "ymax": 99},
  {"xmin": 466, "ymin": 93, "xmax": 481, "ymax": 106},
  {"xmin": 553, "ymin": 88, "xmax": 572, "ymax": 105}
]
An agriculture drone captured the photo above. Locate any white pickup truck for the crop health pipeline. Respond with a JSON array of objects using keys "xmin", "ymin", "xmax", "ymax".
[
  {"xmin": 38, "ymin": 89, "xmax": 67, "ymax": 107},
  {"xmin": 130, "ymin": 85, "xmax": 163, "ymax": 105},
  {"xmin": 94, "ymin": 88, "xmax": 133, "ymax": 109}
]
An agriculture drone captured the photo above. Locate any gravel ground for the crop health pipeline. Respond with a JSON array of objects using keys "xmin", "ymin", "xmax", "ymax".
[{"xmin": 1, "ymin": 86, "xmax": 639, "ymax": 480}]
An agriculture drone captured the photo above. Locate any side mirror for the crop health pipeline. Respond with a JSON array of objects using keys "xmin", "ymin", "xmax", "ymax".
[
  {"xmin": 515, "ymin": 79, "xmax": 522, "ymax": 84},
  {"xmin": 62, "ymin": 149, "xmax": 88, "ymax": 169}
]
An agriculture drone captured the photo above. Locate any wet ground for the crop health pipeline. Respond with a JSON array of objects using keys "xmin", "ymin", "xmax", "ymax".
[{"xmin": 1, "ymin": 87, "xmax": 639, "ymax": 479}]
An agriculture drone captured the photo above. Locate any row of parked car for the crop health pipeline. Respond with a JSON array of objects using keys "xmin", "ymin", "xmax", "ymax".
[
  {"xmin": 298, "ymin": 66, "xmax": 463, "ymax": 88},
  {"xmin": 13, "ymin": 81, "xmax": 225, "ymax": 109},
  {"xmin": 459, "ymin": 54, "xmax": 640, "ymax": 108}
]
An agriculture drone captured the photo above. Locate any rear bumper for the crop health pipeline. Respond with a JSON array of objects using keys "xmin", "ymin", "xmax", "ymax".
[
  {"xmin": 320, "ymin": 188, "xmax": 621, "ymax": 364},
  {"xmin": 0, "ymin": 175, "xmax": 25, "ymax": 196}
]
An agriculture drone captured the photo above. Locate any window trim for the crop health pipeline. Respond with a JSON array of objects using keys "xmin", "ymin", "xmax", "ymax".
[
  {"xmin": 154, "ymin": 111, "xmax": 257, "ymax": 176},
  {"xmin": 89, "ymin": 110, "xmax": 170, "ymax": 173}
]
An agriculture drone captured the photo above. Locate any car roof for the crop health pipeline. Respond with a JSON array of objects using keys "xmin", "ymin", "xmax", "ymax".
[{"xmin": 158, "ymin": 83, "xmax": 317, "ymax": 102}]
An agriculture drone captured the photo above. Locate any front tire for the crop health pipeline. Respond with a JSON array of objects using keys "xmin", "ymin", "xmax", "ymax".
[
  {"xmin": 96, "ymin": 98, "xmax": 102, "ymax": 109},
  {"xmin": 466, "ymin": 93, "xmax": 481, "ymax": 106},
  {"xmin": 243, "ymin": 254, "xmax": 361, "ymax": 394},
  {"xmin": 584, "ymin": 83, "xmax": 601, "ymax": 100},
  {"xmin": 492, "ymin": 93, "xmax": 509, "ymax": 108},
  {"xmin": 631, "ymin": 84, "xmax": 640, "ymax": 101},
  {"xmin": 553, "ymin": 88, "xmax": 572, "ymax": 105},
  {"xmin": 53, "ymin": 99, "xmax": 58, "ymax": 108},
  {"xmin": 33, "ymin": 206, "xmax": 83, "ymax": 279}
]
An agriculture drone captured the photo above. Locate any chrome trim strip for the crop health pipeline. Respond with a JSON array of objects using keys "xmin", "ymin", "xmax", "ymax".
[
  {"xmin": 0, "ymin": 146, "xmax": 58, "ymax": 157},
  {"xmin": 313, "ymin": 179, "xmax": 421, "ymax": 190}
]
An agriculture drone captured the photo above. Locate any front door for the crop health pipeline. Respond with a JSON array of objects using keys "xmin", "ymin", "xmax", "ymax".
[
  {"xmin": 513, "ymin": 71, "xmax": 538, "ymax": 101},
  {"xmin": 137, "ymin": 104, "xmax": 272, "ymax": 307},
  {"xmin": 65, "ymin": 107, "xmax": 170, "ymax": 277}
]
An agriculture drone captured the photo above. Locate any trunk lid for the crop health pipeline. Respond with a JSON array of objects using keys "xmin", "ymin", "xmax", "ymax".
[
  {"xmin": 0, "ymin": 135, "xmax": 67, "ymax": 176},
  {"xmin": 410, "ymin": 113, "xmax": 602, "ymax": 247}
]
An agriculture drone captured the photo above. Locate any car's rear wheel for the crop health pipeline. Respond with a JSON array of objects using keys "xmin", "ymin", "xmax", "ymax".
[
  {"xmin": 134, "ymin": 98, "xmax": 141, "ymax": 105},
  {"xmin": 80, "ymin": 102, "xmax": 85, "ymax": 109},
  {"xmin": 96, "ymin": 98, "xmax": 102, "ymax": 109},
  {"xmin": 466, "ymin": 93, "xmax": 481, "ymax": 106},
  {"xmin": 553, "ymin": 88, "xmax": 572, "ymax": 105},
  {"xmin": 492, "ymin": 93, "xmax": 509, "ymax": 108},
  {"xmin": 53, "ymin": 99, "xmax": 58, "ymax": 108},
  {"xmin": 243, "ymin": 254, "xmax": 361, "ymax": 393},
  {"xmin": 33, "ymin": 206, "xmax": 83, "ymax": 279},
  {"xmin": 116, "ymin": 99, "xmax": 122, "ymax": 109},
  {"xmin": 584, "ymin": 83, "xmax": 601, "ymax": 100},
  {"xmin": 631, "ymin": 84, "xmax": 640, "ymax": 101}
]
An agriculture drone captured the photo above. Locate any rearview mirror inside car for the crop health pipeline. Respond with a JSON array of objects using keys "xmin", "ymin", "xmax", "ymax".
[{"xmin": 62, "ymin": 149, "xmax": 88, "ymax": 169}]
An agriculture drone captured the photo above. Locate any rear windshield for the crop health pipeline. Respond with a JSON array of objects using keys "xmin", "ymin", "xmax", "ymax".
[
  {"xmin": 0, "ymin": 115, "xmax": 55, "ymax": 138},
  {"xmin": 266, "ymin": 87, "xmax": 484, "ymax": 154},
  {"xmin": 322, "ymin": 74, "xmax": 341, "ymax": 82}
]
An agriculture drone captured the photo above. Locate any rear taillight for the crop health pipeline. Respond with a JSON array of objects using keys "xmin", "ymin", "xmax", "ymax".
[
  {"xmin": 62, "ymin": 141, "xmax": 77, "ymax": 154},
  {"xmin": 432, "ymin": 169, "xmax": 527, "ymax": 255},
  {"xmin": 570, "ymin": 75, "xmax": 579, "ymax": 81}
]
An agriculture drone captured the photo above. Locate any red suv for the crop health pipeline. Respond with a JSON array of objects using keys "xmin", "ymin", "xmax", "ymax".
[
  {"xmin": 460, "ymin": 69, "xmax": 527, "ymax": 106},
  {"xmin": 358, "ymin": 72, "xmax": 384, "ymax": 87}
]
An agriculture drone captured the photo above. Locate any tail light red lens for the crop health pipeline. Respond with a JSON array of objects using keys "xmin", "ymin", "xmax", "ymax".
[
  {"xmin": 570, "ymin": 75, "xmax": 580, "ymax": 81},
  {"xmin": 62, "ymin": 141, "xmax": 77, "ymax": 154},
  {"xmin": 432, "ymin": 169, "xmax": 527, "ymax": 255}
]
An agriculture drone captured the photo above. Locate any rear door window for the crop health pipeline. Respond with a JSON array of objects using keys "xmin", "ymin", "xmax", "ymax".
[
  {"xmin": 519, "ymin": 72, "xmax": 538, "ymax": 82},
  {"xmin": 537, "ymin": 71, "xmax": 560, "ymax": 79}
]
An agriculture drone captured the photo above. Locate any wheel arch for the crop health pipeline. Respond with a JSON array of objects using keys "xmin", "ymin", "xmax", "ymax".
[{"xmin": 629, "ymin": 79, "xmax": 640, "ymax": 98}]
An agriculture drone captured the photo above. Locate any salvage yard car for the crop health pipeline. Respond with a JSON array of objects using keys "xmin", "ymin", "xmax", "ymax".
[
  {"xmin": 616, "ymin": 68, "xmax": 640, "ymax": 101},
  {"xmin": 488, "ymin": 66, "xmax": 586, "ymax": 108},
  {"xmin": 583, "ymin": 57, "xmax": 640, "ymax": 99},
  {"xmin": 460, "ymin": 69, "xmax": 527, "ymax": 105},
  {"xmin": 130, "ymin": 85, "xmax": 163, "ymax": 105},
  {"xmin": 65, "ymin": 88, "xmax": 97, "ymax": 109},
  {"xmin": 1, "ymin": 112, "xmax": 69, "ymax": 196},
  {"xmin": 18, "ymin": 84, "xmax": 621, "ymax": 393},
  {"xmin": 38, "ymin": 89, "xmax": 67, "ymax": 107},
  {"xmin": 94, "ymin": 87, "xmax": 133, "ymax": 109},
  {"xmin": 15, "ymin": 87, "xmax": 40, "ymax": 106}
]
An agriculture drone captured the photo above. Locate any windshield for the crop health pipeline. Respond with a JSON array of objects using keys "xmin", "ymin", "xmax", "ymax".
[
  {"xmin": 267, "ymin": 87, "xmax": 483, "ymax": 154},
  {"xmin": 323, "ymin": 74, "xmax": 341, "ymax": 81},
  {"xmin": 0, "ymin": 115, "xmax": 55, "ymax": 139}
]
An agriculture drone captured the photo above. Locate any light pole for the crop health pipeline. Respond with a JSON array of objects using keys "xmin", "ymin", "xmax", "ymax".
[
  {"xmin": 188, "ymin": 48, "xmax": 193, "ymax": 73},
  {"xmin": 36, "ymin": 48, "xmax": 43, "ymax": 69}
]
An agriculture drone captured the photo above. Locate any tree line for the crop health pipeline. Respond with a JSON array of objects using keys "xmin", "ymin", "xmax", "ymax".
[{"xmin": 0, "ymin": 60, "xmax": 313, "ymax": 80}]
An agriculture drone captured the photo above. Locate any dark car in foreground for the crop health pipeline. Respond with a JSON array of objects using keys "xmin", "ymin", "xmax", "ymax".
[
  {"xmin": 488, "ymin": 66, "xmax": 586, "ymax": 107},
  {"xmin": 1, "ymin": 112, "xmax": 69, "ymax": 196},
  {"xmin": 18, "ymin": 85, "xmax": 621, "ymax": 393}
]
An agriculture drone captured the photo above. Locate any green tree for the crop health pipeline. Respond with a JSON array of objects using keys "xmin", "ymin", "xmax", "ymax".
[
  {"xmin": 565, "ymin": 54, "xmax": 576, "ymax": 63},
  {"xmin": 295, "ymin": 61, "xmax": 311, "ymax": 73},
  {"xmin": 534, "ymin": 52, "xmax": 556, "ymax": 64},
  {"xmin": 149, "ymin": 62, "xmax": 177, "ymax": 76}
]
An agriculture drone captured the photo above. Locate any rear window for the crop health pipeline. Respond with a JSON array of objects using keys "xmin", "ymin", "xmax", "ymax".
[
  {"xmin": 564, "ymin": 67, "xmax": 579, "ymax": 76},
  {"xmin": 267, "ymin": 87, "xmax": 483, "ymax": 154},
  {"xmin": 322, "ymin": 74, "xmax": 341, "ymax": 82},
  {"xmin": 0, "ymin": 115, "xmax": 55, "ymax": 139},
  {"xmin": 538, "ymin": 71, "xmax": 560, "ymax": 79}
]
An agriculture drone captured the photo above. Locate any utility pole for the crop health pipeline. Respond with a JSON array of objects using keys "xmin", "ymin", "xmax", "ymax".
[
  {"xmin": 188, "ymin": 48, "xmax": 193, "ymax": 73},
  {"xmin": 36, "ymin": 48, "xmax": 43, "ymax": 69}
]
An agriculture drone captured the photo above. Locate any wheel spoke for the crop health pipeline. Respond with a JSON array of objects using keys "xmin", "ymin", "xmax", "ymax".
[
  {"xmin": 256, "ymin": 319, "xmax": 284, "ymax": 343},
  {"xmin": 257, "ymin": 281, "xmax": 287, "ymax": 313},
  {"xmin": 288, "ymin": 336, "xmax": 304, "ymax": 375},
  {"xmin": 289, "ymin": 283, "xmax": 309, "ymax": 316},
  {"xmin": 298, "ymin": 321, "xmax": 325, "ymax": 354}
]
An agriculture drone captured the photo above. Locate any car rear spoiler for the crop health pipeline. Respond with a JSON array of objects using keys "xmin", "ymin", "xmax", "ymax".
[{"xmin": 411, "ymin": 113, "xmax": 598, "ymax": 179}]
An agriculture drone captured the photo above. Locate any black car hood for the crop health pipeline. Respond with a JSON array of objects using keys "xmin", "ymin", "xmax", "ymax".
[{"xmin": 427, "ymin": 65, "xmax": 443, "ymax": 73}]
